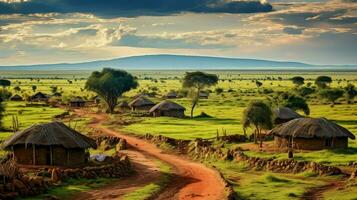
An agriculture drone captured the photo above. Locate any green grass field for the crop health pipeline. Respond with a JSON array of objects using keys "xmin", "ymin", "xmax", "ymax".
[{"xmin": 1, "ymin": 70, "xmax": 357, "ymax": 199}]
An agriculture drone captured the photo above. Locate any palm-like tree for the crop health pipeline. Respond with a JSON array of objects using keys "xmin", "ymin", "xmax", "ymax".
[{"xmin": 242, "ymin": 100, "xmax": 273, "ymax": 149}]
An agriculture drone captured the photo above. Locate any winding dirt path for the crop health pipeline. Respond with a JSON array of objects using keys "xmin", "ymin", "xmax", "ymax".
[
  {"xmin": 71, "ymin": 148, "xmax": 162, "ymax": 200},
  {"xmin": 72, "ymin": 110, "xmax": 226, "ymax": 200}
]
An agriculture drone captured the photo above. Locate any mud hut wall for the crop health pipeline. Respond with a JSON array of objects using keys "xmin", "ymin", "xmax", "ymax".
[
  {"xmin": 163, "ymin": 110, "xmax": 184, "ymax": 118},
  {"xmin": 70, "ymin": 102, "xmax": 85, "ymax": 107},
  {"xmin": 132, "ymin": 105, "xmax": 153, "ymax": 111},
  {"xmin": 13, "ymin": 145, "xmax": 33, "ymax": 165},
  {"xmin": 52, "ymin": 146, "xmax": 67, "ymax": 166},
  {"xmin": 35, "ymin": 146, "xmax": 49, "ymax": 165},
  {"xmin": 275, "ymin": 136, "xmax": 348, "ymax": 150},
  {"xmin": 67, "ymin": 148, "xmax": 86, "ymax": 167}
]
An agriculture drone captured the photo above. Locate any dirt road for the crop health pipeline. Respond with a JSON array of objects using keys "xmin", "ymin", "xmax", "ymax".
[{"xmin": 72, "ymin": 110, "xmax": 226, "ymax": 200}]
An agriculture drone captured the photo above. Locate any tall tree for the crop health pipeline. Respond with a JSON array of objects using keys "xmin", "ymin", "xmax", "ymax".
[
  {"xmin": 182, "ymin": 71, "xmax": 218, "ymax": 118},
  {"xmin": 315, "ymin": 76, "xmax": 332, "ymax": 89},
  {"xmin": 242, "ymin": 100, "xmax": 273, "ymax": 148},
  {"xmin": 344, "ymin": 84, "xmax": 357, "ymax": 104},
  {"xmin": 0, "ymin": 79, "xmax": 11, "ymax": 89},
  {"xmin": 273, "ymin": 92, "xmax": 310, "ymax": 115},
  {"xmin": 291, "ymin": 76, "xmax": 305, "ymax": 87},
  {"xmin": 85, "ymin": 68, "xmax": 138, "ymax": 113},
  {"xmin": 319, "ymin": 88, "xmax": 344, "ymax": 106},
  {"xmin": 32, "ymin": 85, "xmax": 37, "ymax": 93}
]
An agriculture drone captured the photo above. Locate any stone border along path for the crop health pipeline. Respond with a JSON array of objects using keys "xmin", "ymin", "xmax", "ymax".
[{"xmin": 73, "ymin": 109, "xmax": 227, "ymax": 200}]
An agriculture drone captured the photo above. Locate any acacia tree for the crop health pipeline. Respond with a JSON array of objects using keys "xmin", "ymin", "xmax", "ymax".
[
  {"xmin": 32, "ymin": 85, "xmax": 37, "ymax": 93},
  {"xmin": 344, "ymin": 84, "xmax": 357, "ymax": 104},
  {"xmin": 85, "ymin": 68, "xmax": 138, "ymax": 113},
  {"xmin": 315, "ymin": 76, "xmax": 332, "ymax": 89},
  {"xmin": 0, "ymin": 79, "xmax": 11, "ymax": 89},
  {"xmin": 319, "ymin": 88, "xmax": 344, "ymax": 107},
  {"xmin": 275, "ymin": 92, "xmax": 310, "ymax": 115},
  {"xmin": 291, "ymin": 76, "xmax": 305, "ymax": 87},
  {"xmin": 242, "ymin": 100, "xmax": 273, "ymax": 148},
  {"xmin": 182, "ymin": 71, "xmax": 218, "ymax": 118}
]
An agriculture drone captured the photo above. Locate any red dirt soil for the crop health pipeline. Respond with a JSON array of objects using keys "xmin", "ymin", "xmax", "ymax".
[{"xmin": 72, "ymin": 109, "xmax": 226, "ymax": 200}]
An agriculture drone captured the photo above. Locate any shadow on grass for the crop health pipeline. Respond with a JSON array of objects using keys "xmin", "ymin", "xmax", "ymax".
[
  {"xmin": 330, "ymin": 119, "xmax": 357, "ymax": 125},
  {"xmin": 327, "ymin": 147, "xmax": 357, "ymax": 155}
]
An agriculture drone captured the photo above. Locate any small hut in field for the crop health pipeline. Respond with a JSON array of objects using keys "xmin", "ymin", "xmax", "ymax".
[
  {"xmin": 199, "ymin": 91, "xmax": 209, "ymax": 99},
  {"xmin": 1, "ymin": 122, "xmax": 97, "ymax": 167},
  {"xmin": 165, "ymin": 91, "xmax": 178, "ymax": 99},
  {"xmin": 119, "ymin": 101, "xmax": 130, "ymax": 111},
  {"xmin": 69, "ymin": 96, "xmax": 85, "ymax": 107},
  {"xmin": 10, "ymin": 94, "xmax": 23, "ymax": 101},
  {"xmin": 28, "ymin": 92, "xmax": 49, "ymax": 102},
  {"xmin": 274, "ymin": 107, "xmax": 302, "ymax": 124},
  {"xmin": 129, "ymin": 96, "xmax": 155, "ymax": 111},
  {"xmin": 270, "ymin": 118, "xmax": 355, "ymax": 150},
  {"xmin": 149, "ymin": 100, "xmax": 186, "ymax": 118}
]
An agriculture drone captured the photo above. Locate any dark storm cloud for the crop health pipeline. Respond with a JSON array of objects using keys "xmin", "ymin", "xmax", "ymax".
[{"xmin": 0, "ymin": 0, "xmax": 273, "ymax": 17}]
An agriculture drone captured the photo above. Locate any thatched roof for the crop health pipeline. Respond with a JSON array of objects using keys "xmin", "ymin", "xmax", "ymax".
[
  {"xmin": 10, "ymin": 94, "xmax": 23, "ymax": 100},
  {"xmin": 270, "ymin": 118, "xmax": 355, "ymax": 139},
  {"xmin": 199, "ymin": 91, "xmax": 209, "ymax": 97},
  {"xmin": 274, "ymin": 107, "xmax": 302, "ymax": 120},
  {"xmin": 1, "ymin": 122, "xmax": 97, "ymax": 150},
  {"xmin": 129, "ymin": 96, "xmax": 155, "ymax": 107},
  {"xmin": 166, "ymin": 91, "xmax": 178, "ymax": 98},
  {"xmin": 149, "ymin": 100, "xmax": 185, "ymax": 112},
  {"xmin": 30, "ymin": 92, "xmax": 49, "ymax": 99},
  {"xmin": 70, "ymin": 96, "xmax": 85, "ymax": 103}
]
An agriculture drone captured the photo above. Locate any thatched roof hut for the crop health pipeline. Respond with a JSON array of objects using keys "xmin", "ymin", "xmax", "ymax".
[
  {"xmin": 199, "ymin": 91, "xmax": 209, "ymax": 99},
  {"xmin": 149, "ymin": 100, "xmax": 186, "ymax": 118},
  {"xmin": 271, "ymin": 118, "xmax": 355, "ymax": 150},
  {"xmin": 119, "ymin": 101, "xmax": 130, "ymax": 111},
  {"xmin": 129, "ymin": 96, "xmax": 155, "ymax": 111},
  {"xmin": 274, "ymin": 107, "xmax": 302, "ymax": 124},
  {"xmin": 165, "ymin": 91, "xmax": 178, "ymax": 99},
  {"xmin": 69, "ymin": 96, "xmax": 85, "ymax": 107},
  {"xmin": 2, "ymin": 122, "xmax": 97, "ymax": 167},
  {"xmin": 10, "ymin": 94, "xmax": 23, "ymax": 101},
  {"xmin": 28, "ymin": 92, "xmax": 49, "ymax": 102}
]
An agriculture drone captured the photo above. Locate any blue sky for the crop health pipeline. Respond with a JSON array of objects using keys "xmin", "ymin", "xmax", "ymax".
[{"xmin": 0, "ymin": 0, "xmax": 356, "ymax": 65}]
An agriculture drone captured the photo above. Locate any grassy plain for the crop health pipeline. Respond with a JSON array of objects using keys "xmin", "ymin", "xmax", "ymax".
[{"xmin": 1, "ymin": 70, "xmax": 357, "ymax": 199}]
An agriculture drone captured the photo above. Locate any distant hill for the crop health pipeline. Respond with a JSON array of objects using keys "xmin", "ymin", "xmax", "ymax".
[{"xmin": 0, "ymin": 54, "xmax": 356, "ymax": 70}]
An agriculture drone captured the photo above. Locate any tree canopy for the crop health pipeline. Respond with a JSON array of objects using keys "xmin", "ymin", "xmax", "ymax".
[
  {"xmin": 291, "ymin": 76, "xmax": 305, "ymax": 86},
  {"xmin": 242, "ymin": 100, "xmax": 273, "ymax": 148},
  {"xmin": 315, "ymin": 76, "xmax": 332, "ymax": 89},
  {"xmin": 85, "ymin": 68, "xmax": 138, "ymax": 113},
  {"xmin": 319, "ymin": 88, "xmax": 344, "ymax": 106},
  {"xmin": 344, "ymin": 84, "xmax": 357, "ymax": 104},
  {"xmin": 0, "ymin": 79, "xmax": 11, "ymax": 89},
  {"xmin": 182, "ymin": 71, "xmax": 218, "ymax": 118},
  {"xmin": 274, "ymin": 92, "xmax": 310, "ymax": 115}
]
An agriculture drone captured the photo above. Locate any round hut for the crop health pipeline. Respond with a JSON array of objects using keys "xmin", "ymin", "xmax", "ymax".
[
  {"xmin": 28, "ymin": 92, "xmax": 49, "ymax": 102},
  {"xmin": 129, "ymin": 96, "xmax": 155, "ymax": 111},
  {"xmin": 270, "ymin": 118, "xmax": 355, "ymax": 150},
  {"xmin": 69, "ymin": 96, "xmax": 86, "ymax": 107},
  {"xmin": 165, "ymin": 91, "xmax": 178, "ymax": 99},
  {"xmin": 119, "ymin": 101, "xmax": 130, "ymax": 111},
  {"xmin": 10, "ymin": 94, "xmax": 23, "ymax": 101},
  {"xmin": 149, "ymin": 100, "xmax": 186, "ymax": 118},
  {"xmin": 274, "ymin": 107, "xmax": 302, "ymax": 124},
  {"xmin": 1, "ymin": 122, "xmax": 97, "ymax": 167},
  {"xmin": 199, "ymin": 91, "xmax": 209, "ymax": 99}
]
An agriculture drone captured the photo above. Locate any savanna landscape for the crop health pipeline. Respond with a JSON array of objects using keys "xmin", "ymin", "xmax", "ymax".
[
  {"xmin": 0, "ymin": 69, "xmax": 356, "ymax": 200},
  {"xmin": 1, "ymin": 0, "xmax": 357, "ymax": 199}
]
